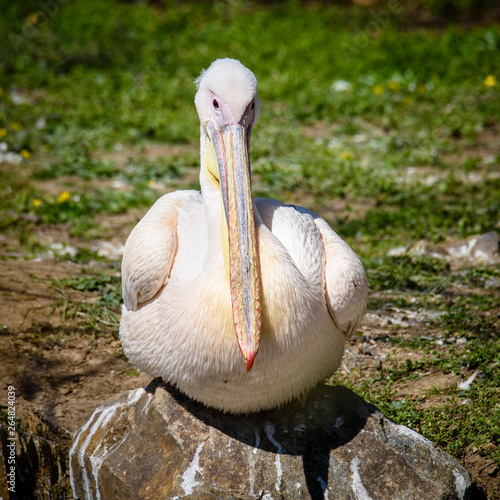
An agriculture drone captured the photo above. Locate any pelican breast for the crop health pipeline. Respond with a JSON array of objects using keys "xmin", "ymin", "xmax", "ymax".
[{"xmin": 120, "ymin": 194, "xmax": 366, "ymax": 413}]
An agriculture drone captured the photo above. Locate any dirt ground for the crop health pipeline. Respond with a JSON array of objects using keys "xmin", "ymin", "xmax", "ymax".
[{"xmin": 0, "ymin": 214, "xmax": 498, "ymax": 498}]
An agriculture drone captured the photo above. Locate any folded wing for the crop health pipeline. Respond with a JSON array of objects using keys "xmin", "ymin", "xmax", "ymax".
[
  {"xmin": 121, "ymin": 193, "xmax": 185, "ymax": 311},
  {"xmin": 256, "ymin": 199, "xmax": 368, "ymax": 338},
  {"xmin": 313, "ymin": 216, "xmax": 368, "ymax": 337}
]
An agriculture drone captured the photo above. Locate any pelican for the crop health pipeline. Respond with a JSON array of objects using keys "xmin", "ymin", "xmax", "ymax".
[{"xmin": 119, "ymin": 58, "xmax": 368, "ymax": 413}]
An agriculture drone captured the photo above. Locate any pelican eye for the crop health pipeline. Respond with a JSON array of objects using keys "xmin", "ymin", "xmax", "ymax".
[
  {"xmin": 213, "ymin": 99, "xmax": 219, "ymax": 109},
  {"xmin": 251, "ymin": 102, "xmax": 255, "ymax": 110}
]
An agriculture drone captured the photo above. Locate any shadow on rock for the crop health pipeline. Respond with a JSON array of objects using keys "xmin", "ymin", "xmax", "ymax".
[
  {"xmin": 155, "ymin": 380, "xmax": 374, "ymax": 499},
  {"xmin": 69, "ymin": 378, "xmax": 482, "ymax": 500}
]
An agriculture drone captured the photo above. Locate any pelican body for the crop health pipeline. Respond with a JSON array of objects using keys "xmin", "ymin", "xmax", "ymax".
[{"xmin": 119, "ymin": 59, "xmax": 368, "ymax": 413}]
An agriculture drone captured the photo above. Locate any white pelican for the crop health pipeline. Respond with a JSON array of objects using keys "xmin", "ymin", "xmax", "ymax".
[{"xmin": 119, "ymin": 58, "xmax": 368, "ymax": 413}]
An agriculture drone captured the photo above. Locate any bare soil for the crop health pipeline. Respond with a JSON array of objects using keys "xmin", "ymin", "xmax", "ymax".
[{"xmin": 0, "ymin": 257, "xmax": 150, "ymax": 450}]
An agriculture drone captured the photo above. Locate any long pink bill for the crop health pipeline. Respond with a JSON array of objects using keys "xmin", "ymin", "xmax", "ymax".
[{"xmin": 208, "ymin": 122, "xmax": 261, "ymax": 371}]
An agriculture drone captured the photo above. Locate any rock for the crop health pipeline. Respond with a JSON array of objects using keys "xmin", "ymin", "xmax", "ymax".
[
  {"xmin": 447, "ymin": 231, "xmax": 499, "ymax": 261},
  {"xmin": 0, "ymin": 399, "xmax": 69, "ymax": 499},
  {"xmin": 403, "ymin": 232, "xmax": 499, "ymax": 264},
  {"xmin": 408, "ymin": 239, "xmax": 448, "ymax": 259},
  {"xmin": 69, "ymin": 379, "xmax": 483, "ymax": 500}
]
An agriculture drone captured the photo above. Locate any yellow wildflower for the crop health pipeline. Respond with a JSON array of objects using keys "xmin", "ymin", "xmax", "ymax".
[
  {"xmin": 373, "ymin": 84, "xmax": 384, "ymax": 95},
  {"xmin": 10, "ymin": 122, "xmax": 22, "ymax": 131},
  {"xmin": 32, "ymin": 198, "xmax": 42, "ymax": 208},
  {"xmin": 57, "ymin": 191, "xmax": 70, "ymax": 203},
  {"xmin": 27, "ymin": 13, "xmax": 38, "ymax": 26},
  {"xmin": 0, "ymin": 128, "xmax": 7, "ymax": 138},
  {"xmin": 387, "ymin": 81, "xmax": 400, "ymax": 92},
  {"xmin": 340, "ymin": 150, "xmax": 354, "ymax": 161},
  {"xmin": 484, "ymin": 75, "xmax": 497, "ymax": 87},
  {"xmin": 20, "ymin": 149, "xmax": 31, "ymax": 159}
]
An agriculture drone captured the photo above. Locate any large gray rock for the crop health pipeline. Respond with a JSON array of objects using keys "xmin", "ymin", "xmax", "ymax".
[{"xmin": 69, "ymin": 378, "xmax": 481, "ymax": 499}]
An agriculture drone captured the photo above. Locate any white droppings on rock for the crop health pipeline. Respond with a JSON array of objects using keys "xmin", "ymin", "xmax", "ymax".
[
  {"xmin": 248, "ymin": 429, "xmax": 261, "ymax": 497},
  {"xmin": 70, "ymin": 410, "xmax": 96, "ymax": 498},
  {"xmin": 453, "ymin": 469, "xmax": 468, "ymax": 498},
  {"xmin": 393, "ymin": 423, "xmax": 434, "ymax": 448},
  {"xmin": 448, "ymin": 239, "xmax": 476, "ymax": 258},
  {"xmin": 295, "ymin": 482, "xmax": 301, "ymax": 489},
  {"xmin": 85, "ymin": 406, "xmax": 119, "ymax": 499},
  {"xmin": 248, "ymin": 444, "xmax": 256, "ymax": 497},
  {"xmin": 253, "ymin": 428, "xmax": 260, "ymax": 454},
  {"xmin": 265, "ymin": 422, "xmax": 282, "ymax": 492},
  {"xmin": 350, "ymin": 456, "xmax": 373, "ymax": 500},
  {"xmin": 317, "ymin": 476, "xmax": 329, "ymax": 499},
  {"xmin": 127, "ymin": 387, "xmax": 145, "ymax": 405},
  {"xmin": 89, "ymin": 448, "xmax": 107, "ymax": 500},
  {"xmin": 180, "ymin": 442, "xmax": 205, "ymax": 495},
  {"xmin": 71, "ymin": 402, "xmax": 120, "ymax": 499},
  {"xmin": 334, "ymin": 416, "xmax": 344, "ymax": 429}
]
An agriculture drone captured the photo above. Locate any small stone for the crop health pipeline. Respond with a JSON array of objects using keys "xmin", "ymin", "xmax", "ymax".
[
  {"xmin": 387, "ymin": 246, "xmax": 408, "ymax": 257},
  {"xmin": 470, "ymin": 231, "xmax": 498, "ymax": 260},
  {"xmin": 448, "ymin": 231, "xmax": 499, "ymax": 262}
]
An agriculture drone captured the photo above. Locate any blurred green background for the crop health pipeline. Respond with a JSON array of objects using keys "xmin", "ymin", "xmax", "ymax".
[{"xmin": 1, "ymin": 1, "xmax": 499, "ymax": 250}]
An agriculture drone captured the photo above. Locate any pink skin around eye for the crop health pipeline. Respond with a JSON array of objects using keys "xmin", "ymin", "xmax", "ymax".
[
  {"xmin": 209, "ymin": 91, "xmax": 238, "ymax": 128},
  {"xmin": 208, "ymin": 91, "xmax": 255, "ymax": 128}
]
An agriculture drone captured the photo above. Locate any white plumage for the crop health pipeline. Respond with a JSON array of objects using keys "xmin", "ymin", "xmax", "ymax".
[{"xmin": 119, "ymin": 59, "xmax": 368, "ymax": 413}]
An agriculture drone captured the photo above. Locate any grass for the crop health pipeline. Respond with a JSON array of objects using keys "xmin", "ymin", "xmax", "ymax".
[
  {"xmin": 0, "ymin": 0, "xmax": 499, "ymax": 494},
  {"xmin": 1, "ymin": 2, "xmax": 498, "ymax": 245},
  {"xmin": 336, "ymin": 261, "xmax": 500, "ymax": 470},
  {"xmin": 51, "ymin": 272, "xmax": 123, "ymax": 332}
]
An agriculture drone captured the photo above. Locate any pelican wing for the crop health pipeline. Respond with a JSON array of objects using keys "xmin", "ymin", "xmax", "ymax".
[
  {"xmin": 313, "ymin": 216, "xmax": 368, "ymax": 338},
  {"xmin": 121, "ymin": 193, "xmax": 186, "ymax": 310},
  {"xmin": 256, "ymin": 199, "xmax": 368, "ymax": 338}
]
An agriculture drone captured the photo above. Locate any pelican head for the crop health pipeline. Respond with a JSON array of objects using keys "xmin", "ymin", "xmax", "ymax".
[{"xmin": 195, "ymin": 58, "xmax": 262, "ymax": 371}]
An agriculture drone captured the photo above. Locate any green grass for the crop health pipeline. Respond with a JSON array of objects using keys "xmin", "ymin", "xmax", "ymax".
[
  {"xmin": 338, "ymin": 263, "xmax": 500, "ymax": 468},
  {"xmin": 27, "ymin": 273, "xmax": 124, "ymax": 339},
  {"xmin": 348, "ymin": 327, "xmax": 500, "ymax": 464},
  {"xmin": 0, "ymin": 0, "xmax": 499, "ymax": 488},
  {"xmin": 62, "ymin": 274, "xmax": 122, "ymax": 308},
  {"xmin": 1, "ymin": 1, "xmax": 498, "ymax": 248}
]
